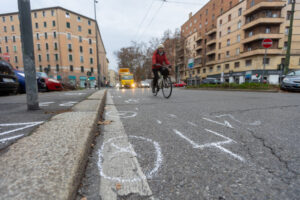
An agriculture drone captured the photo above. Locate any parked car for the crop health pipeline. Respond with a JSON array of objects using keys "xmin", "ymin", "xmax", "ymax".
[
  {"xmin": 280, "ymin": 70, "xmax": 300, "ymax": 91},
  {"xmin": 0, "ymin": 61, "xmax": 18, "ymax": 95},
  {"xmin": 36, "ymin": 72, "xmax": 63, "ymax": 91},
  {"xmin": 140, "ymin": 81, "xmax": 150, "ymax": 88},
  {"xmin": 201, "ymin": 78, "xmax": 220, "ymax": 84},
  {"xmin": 174, "ymin": 81, "xmax": 187, "ymax": 87}
]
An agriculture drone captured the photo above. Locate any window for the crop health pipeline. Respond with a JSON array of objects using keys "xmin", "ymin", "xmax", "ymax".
[
  {"xmin": 6, "ymin": 46, "xmax": 9, "ymax": 53},
  {"xmin": 0, "ymin": 47, "xmax": 2, "ymax": 53},
  {"xmin": 238, "ymin": 21, "xmax": 242, "ymax": 29},
  {"xmin": 39, "ymin": 65, "xmax": 42, "ymax": 72},
  {"xmin": 80, "ymin": 56, "xmax": 84, "ymax": 63},
  {"xmin": 66, "ymin": 12, "xmax": 70, "ymax": 18},
  {"xmin": 79, "ymin": 36, "xmax": 82, "ymax": 43},
  {"xmin": 51, "ymin": 10, "xmax": 55, "ymax": 16},
  {"xmin": 89, "ymin": 48, "xmax": 93, "ymax": 54},
  {"xmin": 80, "ymin": 46, "xmax": 83, "ymax": 53},
  {"xmin": 46, "ymin": 43, "xmax": 49, "ymax": 50},
  {"xmin": 234, "ymin": 62, "xmax": 240, "ymax": 68},
  {"xmin": 66, "ymin": 22, "xmax": 71, "ymax": 28},
  {"xmin": 15, "ymin": 56, "xmax": 18, "ymax": 63},
  {"xmin": 236, "ymin": 48, "xmax": 240, "ymax": 55},
  {"xmin": 67, "ymin": 33, "xmax": 71, "ymax": 40},
  {"xmin": 52, "ymin": 21, "xmax": 56, "ymax": 27},
  {"xmin": 45, "ymin": 32, "xmax": 48, "ymax": 39},
  {"xmin": 44, "ymin": 22, "xmax": 47, "ymax": 28},
  {"xmin": 266, "ymin": 27, "xmax": 271, "ymax": 34},
  {"xmin": 88, "ymin": 20, "xmax": 91, "ymax": 25},
  {"xmin": 285, "ymin": 27, "xmax": 289, "ymax": 35},
  {"xmin": 13, "ymin": 36, "xmax": 16, "ymax": 43},
  {"xmin": 203, "ymin": 68, "xmax": 206, "ymax": 73},
  {"xmin": 37, "ymin": 44, "xmax": 41, "ymax": 51},
  {"xmin": 55, "ymin": 54, "xmax": 59, "ymax": 61},
  {"xmin": 42, "ymin": 11, "xmax": 46, "ymax": 17},
  {"xmin": 226, "ymin": 51, "xmax": 230, "ymax": 57},
  {"xmin": 263, "ymin": 58, "xmax": 270, "ymax": 65},
  {"xmin": 217, "ymin": 65, "xmax": 221, "ymax": 71},
  {"xmin": 227, "ymin": 39, "xmax": 230, "ymax": 46},
  {"xmin": 219, "ymin": 31, "xmax": 222, "ymax": 37},
  {"xmin": 90, "ymin": 58, "xmax": 94, "ymax": 64},
  {"xmin": 13, "ymin": 46, "xmax": 17, "ymax": 53},
  {"xmin": 237, "ymin": 35, "xmax": 241, "ymax": 42},
  {"xmin": 238, "ymin": 8, "xmax": 242, "ymax": 16},
  {"xmin": 56, "ymin": 65, "xmax": 59, "ymax": 72},
  {"xmin": 47, "ymin": 54, "xmax": 50, "ymax": 62},
  {"xmin": 218, "ymin": 53, "xmax": 221, "ymax": 60},
  {"xmin": 5, "ymin": 36, "xmax": 8, "ymax": 43},
  {"xmin": 10, "ymin": 16, "xmax": 13, "ymax": 21},
  {"xmin": 35, "ymin": 23, "xmax": 39, "ymax": 29},
  {"xmin": 225, "ymin": 64, "xmax": 230, "ymax": 69},
  {"xmin": 209, "ymin": 67, "xmax": 213, "ymax": 72},
  {"xmin": 91, "ymin": 67, "xmax": 94, "ymax": 73},
  {"xmin": 53, "ymin": 31, "xmax": 57, "ymax": 38},
  {"xmin": 11, "ymin": 25, "xmax": 15, "ymax": 32},
  {"xmin": 245, "ymin": 59, "xmax": 252, "ymax": 67},
  {"xmin": 37, "ymin": 33, "xmax": 40, "ymax": 40},
  {"xmin": 227, "ymin": 27, "xmax": 231, "ymax": 34},
  {"xmin": 70, "ymin": 65, "xmax": 73, "ymax": 71},
  {"xmin": 69, "ymin": 55, "xmax": 73, "ymax": 62},
  {"xmin": 228, "ymin": 14, "xmax": 231, "ymax": 22},
  {"xmin": 2, "ymin": 16, "xmax": 5, "ymax": 22},
  {"xmin": 248, "ymin": 31, "xmax": 253, "ymax": 37},
  {"xmin": 81, "ymin": 66, "xmax": 84, "ymax": 72},
  {"xmin": 4, "ymin": 26, "xmax": 7, "ymax": 32},
  {"xmin": 88, "ymin": 29, "xmax": 92, "ymax": 34},
  {"xmin": 34, "ymin": 12, "xmax": 37, "ymax": 18},
  {"xmin": 38, "ymin": 55, "xmax": 42, "ymax": 62},
  {"xmin": 250, "ymin": 0, "xmax": 255, "ymax": 7},
  {"xmin": 68, "ymin": 44, "xmax": 72, "ymax": 51},
  {"xmin": 78, "ymin": 26, "xmax": 82, "ymax": 32},
  {"xmin": 54, "ymin": 42, "xmax": 58, "ymax": 50},
  {"xmin": 284, "ymin": 41, "xmax": 288, "ymax": 50},
  {"xmin": 89, "ymin": 39, "xmax": 92, "ymax": 45},
  {"xmin": 78, "ymin": 16, "xmax": 81, "ymax": 21}
]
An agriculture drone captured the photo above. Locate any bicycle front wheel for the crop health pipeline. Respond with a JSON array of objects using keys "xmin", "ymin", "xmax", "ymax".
[{"xmin": 162, "ymin": 77, "xmax": 173, "ymax": 98}]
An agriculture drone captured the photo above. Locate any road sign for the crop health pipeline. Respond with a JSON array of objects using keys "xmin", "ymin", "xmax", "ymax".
[
  {"xmin": 262, "ymin": 38, "xmax": 273, "ymax": 49},
  {"xmin": 188, "ymin": 58, "xmax": 194, "ymax": 69}
]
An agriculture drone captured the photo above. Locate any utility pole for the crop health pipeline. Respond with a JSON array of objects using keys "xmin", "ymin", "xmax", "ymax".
[
  {"xmin": 284, "ymin": 0, "xmax": 296, "ymax": 75},
  {"xmin": 94, "ymin": 0, "xmax": 101, "ymax": 90},
  {"xmin": 18, "ymin": 0, "xmax": 39, "ymax": 110}
]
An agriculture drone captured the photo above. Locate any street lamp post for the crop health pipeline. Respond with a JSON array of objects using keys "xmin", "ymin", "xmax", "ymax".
[{"xmin": 94, "ymin": 0, "xmax": 101, "ymax": 90}]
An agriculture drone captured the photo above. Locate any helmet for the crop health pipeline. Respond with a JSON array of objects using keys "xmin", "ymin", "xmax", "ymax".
[{"xmin": 157, "ymin": 44, "xmax": 165, "ymax": 49}]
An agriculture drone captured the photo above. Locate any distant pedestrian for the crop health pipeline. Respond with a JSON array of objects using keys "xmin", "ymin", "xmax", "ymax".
[{"xmin": 84, "ymin": 82, "xmax": 87, "ymax": 88}]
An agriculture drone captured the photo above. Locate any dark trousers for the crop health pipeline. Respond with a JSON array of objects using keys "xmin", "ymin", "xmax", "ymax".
[{"xmin": 152, "ymin": 68, "xmax": 164, "ymax": 88}]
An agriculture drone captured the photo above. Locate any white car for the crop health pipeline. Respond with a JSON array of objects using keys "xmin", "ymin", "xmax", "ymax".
[{"xmin": 140, "ymin": 81, "xmax": 150, "ymax": 88}]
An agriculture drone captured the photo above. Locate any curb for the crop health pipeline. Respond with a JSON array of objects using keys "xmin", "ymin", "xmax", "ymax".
[
  {"xmin": 0, "ymin": 89, "xmax": 107, "ymax": 200},
  {"xmin": 185, "ymin": 88, "xmax": 280, "ymax": 93}
]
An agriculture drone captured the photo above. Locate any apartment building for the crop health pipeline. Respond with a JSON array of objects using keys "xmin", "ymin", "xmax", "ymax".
[
  {"xmin": 0, "ymin": 7, "xmax": 108, "ymax": 88},
  {"xmin": 178, "ymin": 0, "xmax": 300, "ymax": 84},
  {"xmin": 108, "ymin": 69, "xmax": 117, "ymax": 87}
]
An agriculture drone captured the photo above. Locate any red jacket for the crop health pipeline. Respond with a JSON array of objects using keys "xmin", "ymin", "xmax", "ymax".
[{"xmin": 152, "ymin": 50, "xmax": 170, "ymax": 69}]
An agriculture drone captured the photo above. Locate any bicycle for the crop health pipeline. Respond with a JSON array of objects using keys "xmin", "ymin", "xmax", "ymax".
[{"xmin": 151, "ymin": 66, "xmax": 173, "ymax": 99}]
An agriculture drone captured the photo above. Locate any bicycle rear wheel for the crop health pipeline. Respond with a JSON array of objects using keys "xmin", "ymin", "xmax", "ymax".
[{"xmin": 162, "ymin": 77, "xmax": 172, "ymax": 98}]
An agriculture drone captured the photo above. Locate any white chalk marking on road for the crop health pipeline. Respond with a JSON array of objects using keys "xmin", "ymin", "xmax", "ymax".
[
  {"xmin": 0, "ymin": 121, "xmax": 44, "ymax": 136},
  {"xmin": 135, "ymin": 107, "xmax": 139, "ymax": 111},
  {"xmin": 172, "ymin": 129, "xmax": 244, "ymax": 162},
  {"xmin": 157, "ymin": 120, "xmax": 162, "ymax": 125},
  {"xmin": 173, "ymin": 129, "xmax": 200, "ymax": 148},
  {"xmin": 203, "ymin": 117, "xmax": 233, "ymax": 128},
  {"xmin": 59, "ymin": 101, "xmax": 78, "ymax": 107},
  {"xmin": 216, "ymin": 114, "xmax": 261, "ymax": 126},
  {"xmin": 168, "ymin": 114, "xmax": 177, "ymax": 118},
  {"xmin": 39, "ymin": 102, "xmax": 55, "ymax": 107},
  {"xmin": 0, "ymin": 134, "xmax": 24, "ymax": 143},
  {"xmin": 125, "ymin": 99, "xmax": 139, "ymax": 104},
  {"xmin": 106, "ymin": 111, "xmax": 137, "ymax": 119},
  {"xmin": 64, "ymin": 92, "xmax": 85, "ymax": 96},
  {"xmin": 98, "ymin": 135, "xmax": 163, "ymax": 182},
  {"xmin": 188, "ymin": 121, "xmax": 197, "ymax": 127}
]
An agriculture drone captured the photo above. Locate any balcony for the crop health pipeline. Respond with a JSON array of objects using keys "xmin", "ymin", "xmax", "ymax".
[
  {"xmin": 241, "ymin": 48, "xmax": 282, "ymax": 58},
  {"xmin": 244, "ymin": 1, "xmax": 286, "ymax": 16},
  {"xmin": 206, "ymin": 49, "xmax": 216, "ymax": 56},
  {"xmin": 196, "ymin": 34, "xmax": 203, "ymax": 42},
  {"xmin": 195, "ymin": 45, "xmax": 203, "ymax": 50},
  {"xmin": 207, "ymin": 39, "xmax": 216, "ymax": 46},
  {"xmin": 206, "ymin": 60, "xmax": 217, "ymax": 66},
  {"xmin": 243, "ymin": 17, "xmax": 284, "ymax": 30},
  {"xmin": 242, "ymin": 33, "xmax": 282, "ymax": 44},
  {"xmin": 206, "ymin": 28, "xmax": 217, "ymax": 36}
]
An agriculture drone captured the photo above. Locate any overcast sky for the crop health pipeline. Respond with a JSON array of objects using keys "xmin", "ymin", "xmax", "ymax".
[{"xmin": 0, "ymin": 0, "xmax": 209, "ymax": 71}]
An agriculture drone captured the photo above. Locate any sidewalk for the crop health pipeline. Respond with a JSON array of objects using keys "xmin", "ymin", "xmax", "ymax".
[{"xmin": 0, "ymin": 89, "xmax": 107, "ymax": 200}]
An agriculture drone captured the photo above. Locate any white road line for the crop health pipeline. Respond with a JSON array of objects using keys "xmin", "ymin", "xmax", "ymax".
[
  {"xmin": 188, "ymin": 121, "xmax": 197, "ymax": 127},
  {"xmin": 216, "ymin": 114, "xmax": 261, "ymax": 126},
  {"xmin": 135, "ymin": 107, "xmax": 139, "ymax": 111},
  {"xmin": 157, "ymin": 120, "xmax": 162, "ymax": 124},
  {"xmin": 205, "ymin": 129, "xmax": 237, "ymax": 143},
  {"xmin": 173, "ymin": 129, "xmax": 200, "ymax": 148},
  {"xmin": 214, "ymin": 144, "xmax": 245, "ymax": 162},
  {"xmin": 0, "ymin": 122, "xmax": 44, "ymax": 136},
  {"xmin": 59, "ymin": 101, "xmax": 78, "ymax": 107},
  {"xmin": 168, "ymin": 114, "xmax": 177, "ymax": 118},
  {"xmin": 0, "ymin": 134, "xmax": 24, "ymax": 143},
  {"xmin": 39, "ymin": 102, "xmax": 55, "ymax": 107},
  {"xmin": 203, "ymin": 117, "xmax": 233, "ymax": 128}
]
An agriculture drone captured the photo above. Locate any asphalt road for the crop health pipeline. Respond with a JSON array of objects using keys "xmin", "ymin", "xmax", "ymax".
[
  {"xmin": 79, "ymin": 88, "xmax": 300, "ymax": 200},
  {"xmin": 0, "ymin": 89, "xmax": 96, "ymax": 151}
]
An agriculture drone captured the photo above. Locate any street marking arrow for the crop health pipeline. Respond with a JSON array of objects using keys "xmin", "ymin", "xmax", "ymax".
[{"xmin": 202, "ymin": 117, "xmax": 233, "ymax": 128}]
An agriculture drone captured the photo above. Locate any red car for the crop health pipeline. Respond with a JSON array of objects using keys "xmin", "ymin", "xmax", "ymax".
[
  {"xmin": 36, "ymin": 72, "xmax": 63, "ymax": 91},
  {"xmin": 173, "ymin": 81, "xmax": 187, "ymax": 87}
]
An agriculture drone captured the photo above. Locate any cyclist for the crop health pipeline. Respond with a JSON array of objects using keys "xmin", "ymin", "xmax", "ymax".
[{"xmin": 152, "ymin": 44, "xmax": 171, "ymax": 93}]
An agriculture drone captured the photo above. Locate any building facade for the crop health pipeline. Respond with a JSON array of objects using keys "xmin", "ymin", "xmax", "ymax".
[
  {"xmin": 0, "ymin": 7, "xmax": 108, "ymax": 88},
  {"xmin": 177, "ymin": 0, "xmax": 300, "ymax": 84},
  {"xmin": 108, "ymin": 69, "xmax": 117, "ymax": 87}
]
